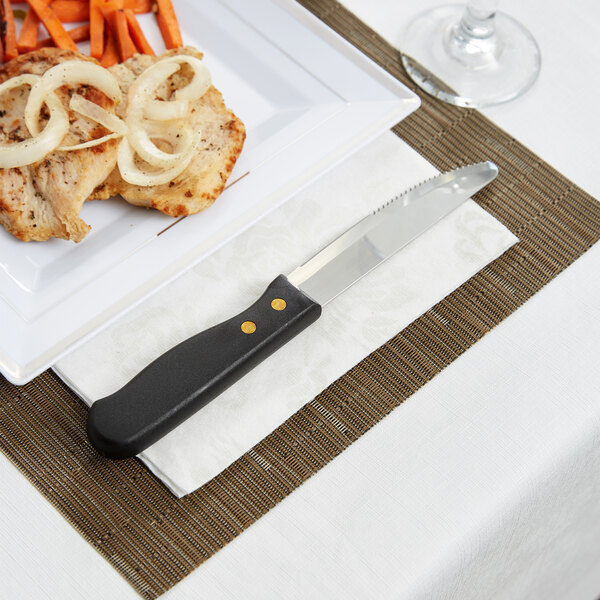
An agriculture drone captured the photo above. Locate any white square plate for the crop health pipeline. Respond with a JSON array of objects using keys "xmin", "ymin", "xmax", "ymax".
[{"xmin": 0, "ymin": 0, "xmax": 419, "ymax": 384}]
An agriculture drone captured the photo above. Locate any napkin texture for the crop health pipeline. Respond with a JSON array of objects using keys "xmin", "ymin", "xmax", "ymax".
[{"xmin": 56, "ymin": 131, "xmax": 517, "ymax": 497}]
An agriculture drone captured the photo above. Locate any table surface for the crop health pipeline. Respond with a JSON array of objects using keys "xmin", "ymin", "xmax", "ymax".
[{"xmin": 2, "ymin": 1, "xmax": 600, "ymax": 599}]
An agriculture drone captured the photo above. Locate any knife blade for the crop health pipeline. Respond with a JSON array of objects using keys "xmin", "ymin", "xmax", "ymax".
[{"xmin": 87, "ymin": 161, "xmax": 499, "ymax": 459}]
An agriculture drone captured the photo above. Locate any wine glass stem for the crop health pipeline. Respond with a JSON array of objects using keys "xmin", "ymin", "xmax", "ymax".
[
  {"xmin": 445, "ymin": 0, "xmax": 501, "ymax": 67},
  {"xmin": 460, "ymin": 0, "xmax": 499, "ymax": 39}
]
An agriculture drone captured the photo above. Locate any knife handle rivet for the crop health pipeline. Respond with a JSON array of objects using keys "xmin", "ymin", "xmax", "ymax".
[
  {"xmin": 241, "ymin": 321, "xmax": 257, "ymax": 334},
  {"xmin": 271, "ymin": 298, "xmax": 287, "ymax": 311}
]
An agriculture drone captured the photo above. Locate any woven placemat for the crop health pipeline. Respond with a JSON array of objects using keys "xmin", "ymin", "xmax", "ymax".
[{"xmin": 2, "ymin": 1, "xmax": 600, "ymax": 598}]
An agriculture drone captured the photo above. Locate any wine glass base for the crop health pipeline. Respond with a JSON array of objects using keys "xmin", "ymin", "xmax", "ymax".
[{"xmin": 401, "ymin": 4, "xmax": 541, "ymax": 108}]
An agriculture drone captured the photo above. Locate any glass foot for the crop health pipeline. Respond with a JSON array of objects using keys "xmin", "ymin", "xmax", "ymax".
[{"xmin": 401, "ymin": 4, "xmax": 541, "ymax": 108}]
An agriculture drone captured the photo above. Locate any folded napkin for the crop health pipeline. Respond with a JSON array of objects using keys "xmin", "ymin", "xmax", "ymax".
[{"xmin": 55, "ymin": 131, "xmax": 518, "ymax": 497}]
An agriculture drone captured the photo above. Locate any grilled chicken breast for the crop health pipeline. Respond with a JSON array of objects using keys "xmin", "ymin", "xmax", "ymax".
[
  {"xmin": 92, "ymin": 47, "xmax": 246, "ymax": 216},
  {"xmin": 0, "ymin": 48, "xmax": 119, "ymax": 242}
]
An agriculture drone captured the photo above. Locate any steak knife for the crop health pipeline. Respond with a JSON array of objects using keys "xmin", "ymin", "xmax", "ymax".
[{"xmin": 88, "ymin": 161, "xmax": 499, "ymax": 459}]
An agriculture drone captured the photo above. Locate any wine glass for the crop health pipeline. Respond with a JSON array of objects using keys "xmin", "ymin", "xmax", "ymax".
[{"xmin": 401, "ymin": 0, "xmax": 541, "ymax": 108}]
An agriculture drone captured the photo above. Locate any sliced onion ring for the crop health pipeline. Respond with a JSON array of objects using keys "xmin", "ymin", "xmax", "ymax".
[
  {"xmin": 127, "ymin": 55, "xmax": 210, "ymax": 112},
  {"xmin": 0, "ymin": 75, "xmax": 69, "ymax": 169},
  {"xmin": 124, "ymin": 56, "xmax": 210, "ymax": 168},
  {"xmin": 117, "ymin": 137, "xmax": 196, "ymax": 187},
  {"xmin": 70, "ymin": 93, "xmax": 127, "ymax": 135},
  {"xmin": 128, "ymin": 123, "xmax": 194, "ymax": 168},
  {"xmin": 143, "ymin": 98, "xmax": 189, "ymax": 121},
  {"xmin": 26, "ymin": 60, "xmax": 122, "ymax": 136},
  {"xmin": 126, "ymin": 64, "xmax": 194, "ymax": 167},
  {"xmin": 58, "ymin": 132, "xmax": 123, "ymax": 152},
  {"xmin": 119, "ymin": 55, "xmax": 211, "ymax": 184},
  {"xmin": 58, "ymin": 94, "xmax": 126, "ymax": 151},
  {"xmin": 127, "ymin": 61, "xmax": 180, "ymax": 113},
  {"xmin": 0, "ymin": 73, "xmax": 40, "ymax": 93},
  {"xmin": 125, "ymin": 62, "xmax": 186, "ymax": 167},
  {"xmin": 162, "ymin": 55, "xmax": 212, "ymax": 102}
]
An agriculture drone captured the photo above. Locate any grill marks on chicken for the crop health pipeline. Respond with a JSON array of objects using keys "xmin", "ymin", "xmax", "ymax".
[
  {"xmin": 0, "ymin": 48, "xmax": 119, "ymax": 242},
  {"xmin": 92, "ymin": 48, "xmax": 246, "ymax": 217}
]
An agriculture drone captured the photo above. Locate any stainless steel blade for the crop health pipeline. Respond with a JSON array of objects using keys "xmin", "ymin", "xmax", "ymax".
[{"xmin": 287, "ymin": 161, "xmax": 498, "ymax": 305}]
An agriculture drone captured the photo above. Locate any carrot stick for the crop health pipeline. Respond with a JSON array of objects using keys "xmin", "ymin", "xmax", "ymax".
[
  {"xmin": 98, "ymin": 0, "xmax": 121, "ymax": 61},
  {"xmin": 112, "ymin": 9, "xmax": 135, "ymax": 61},
  {"xmin": 89, "ymin": 0, "xmax": 104, "ymax": 58},
  {"xmin": 49, "ymin": 0, "xmax": 89, "ymax": 23},
  {"xmin": 26, "ymin": 0, "xmax": 78, "ymax": 50},
  {"xmin": 36, "ymin": 23, "xmax": 90, "ymax": 48},
  {"xmin": 1, "ymin": 0, "xmax": 19, "ymax": 60},
  {"xmin": 17, "ymin": 7, "xmax": 40, "ymax": 53},
  {"xmin": 100, "ymin": 27, "xmax": 118, "ymax": 67},
  {"xmin": 124, "ymin": 8, "xmax": 153, "ymax": 55},
  {"xmin": 100, "ymin": 1, "xmax": 136, "ymax": 62},
  {"xmin": 124, "ymin": 0, "xmax": 150, "ymax": 14},
  {"xmin": 98, "ymin": 0, "xmax": 123, "ymax": 19},
  {"xmin": 153, "ymin": 0, "xmax": 181, "ymax": 49}
]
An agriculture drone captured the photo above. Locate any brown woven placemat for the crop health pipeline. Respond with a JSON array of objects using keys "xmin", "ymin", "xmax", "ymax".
[{"xmin": 2, "ymin": 1, "xmax": 600, "ymax": 598}]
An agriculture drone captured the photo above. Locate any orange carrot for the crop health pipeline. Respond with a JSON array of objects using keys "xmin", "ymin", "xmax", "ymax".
[
  {"xmin": 124, "ymin": 8, "xmax": 153, "ymax": 55},
  {"xmin": 36, "ymin": 23, "xmax": 90, "ymax": 48},
  {"xmin": 1, "ymin": 0, "xmax": 19, "ymax": 60},
  {"xmin": 153, "ymin": 0, "xmax": 181, "ymax": 49},
  {"xmin": 100, "ymin": 27, "xmax": 118, "ymax": 67},
  {"xmin": 98, "ymin": 0, "xmax": 123, "ymax": 18},
  {"xmin": 100, "ymin": 1, "xmax": 136, "ymax": 62},
  {"xmin": 49, "ymin": 0, "xmax": 89, "ymax": 23},
  {"xmin": 97, "ymin": 0, "xmax": 121, "ymax": 60},
  {"xmin": 98, "ymin": 0, "xmax": 121, "ymax": 27},
  {"xmin": 124, "ymin": 0, "xmax": 150, "ymax": 14},
  {"xmin": 26, "ymin": 0, "xmax": 78, "ymax": 50},
  {"xmin": 112, "ymin": 9, "xmax": 135, "ymax": 61},
  {"xmin": 89, "ymin": 0, "xmax": 104, "ymax": 58},
  {"xmin": 17, "ymin": 7, "xmax": 40, "ymax": 53}
]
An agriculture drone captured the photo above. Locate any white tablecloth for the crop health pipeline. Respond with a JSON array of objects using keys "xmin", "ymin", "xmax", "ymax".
[{"xmin": 1, "ymin": 1, "xmax": 599, "ymax": 599}]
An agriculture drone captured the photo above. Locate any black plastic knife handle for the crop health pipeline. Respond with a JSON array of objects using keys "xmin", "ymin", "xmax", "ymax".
[{"xmin": 87, "ymin": 275, "xmax": 321, "ymax": 459}]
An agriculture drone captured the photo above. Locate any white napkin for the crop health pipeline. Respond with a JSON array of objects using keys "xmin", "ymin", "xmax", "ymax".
[{"xmin": 55, "ymin": 131, "xmax": 518, "ymax": 497}]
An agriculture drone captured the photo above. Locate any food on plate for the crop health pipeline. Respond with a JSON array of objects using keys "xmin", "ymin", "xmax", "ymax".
[
  {"xmin": 0, "ymin": 0, "xmax": 19, "ymax": 62},
  {"xmin": 0, "ymin": 0, "xmax": 245, "ymax": 242},
  {"xmin": 0, "ymin": 46, "xmax": 245, "ymax": 241},
  {"xmin": 153, "ymin": 0, "xmax": 182, "ymax": 50},
  {"xmin": 25, "ymin": 0, "xmax": 79, "ymax": 52},
  {"xmin": 35, "ymin": 24, "xmax": 92, "ymax": 51},
  {"xmin": 92, "ymin": 47, "xmax": 245, "ymax": 216},
  {"xmin": 8, "ymin": 0, "xmax": 175, "ymax": 64},
  {"xmin": 0, "ymin": 48, "xmax": 122, "ymax": 241}
]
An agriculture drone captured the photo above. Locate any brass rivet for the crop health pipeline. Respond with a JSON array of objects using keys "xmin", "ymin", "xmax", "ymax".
[
  {"xmin": 241, "ymin": 321, "xmax": 257, "ymax": 334},
  {"xmin": 271, "ymin": 298, "xmax": 287, "ymax": 311}
]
